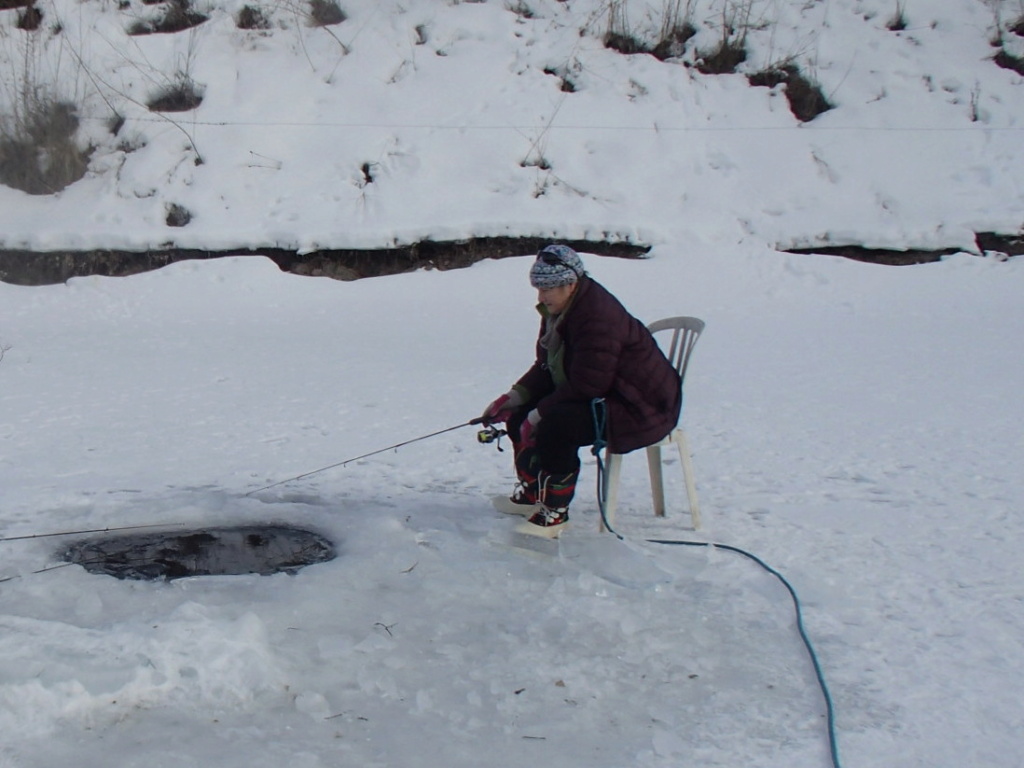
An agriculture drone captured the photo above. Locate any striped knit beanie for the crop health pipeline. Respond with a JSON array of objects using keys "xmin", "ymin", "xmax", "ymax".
[{"xmin": 529, "ymin": 245, "xmax": 584, "ymax": 289}]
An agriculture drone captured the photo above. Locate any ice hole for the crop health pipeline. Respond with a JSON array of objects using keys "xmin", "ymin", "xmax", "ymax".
[{"xmin": 62, "ymin": 525, "xmax": 336, "ymax": 580}]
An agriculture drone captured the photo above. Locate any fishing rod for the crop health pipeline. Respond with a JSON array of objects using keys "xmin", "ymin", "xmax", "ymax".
[
  {"xmin": 245, "ymin": 418, "xmax": 502, "ymax": 497},
  {"xmin": 3, "ymin": 419, "xmax": 503, "ymax": 551}
]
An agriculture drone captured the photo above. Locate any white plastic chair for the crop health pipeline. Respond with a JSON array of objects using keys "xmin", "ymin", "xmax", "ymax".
[{"xmin": 601, "ymin": 316, "xmax": 704, "ymax": 532}]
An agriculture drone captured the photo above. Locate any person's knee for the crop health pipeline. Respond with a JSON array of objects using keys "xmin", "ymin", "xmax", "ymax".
[{"xmin": 535, "ymin": 423, "xmax": 581, "ymax": 474}]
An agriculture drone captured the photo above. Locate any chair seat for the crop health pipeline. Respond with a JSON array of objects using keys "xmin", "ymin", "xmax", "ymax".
[{"xmin": 599, "ymin": 316, "xmax": 704, "ymax": 532}]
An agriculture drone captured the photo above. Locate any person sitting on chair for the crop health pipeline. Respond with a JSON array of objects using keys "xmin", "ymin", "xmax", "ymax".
[{"xmin": 479, "ymin": 244, "xmax": 682, "ymax": 537}]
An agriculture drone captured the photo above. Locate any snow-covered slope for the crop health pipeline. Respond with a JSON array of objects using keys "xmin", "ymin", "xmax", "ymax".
[{"xmin": 0, "ymin": 0, "xmax": 1021, "ymax": 254}]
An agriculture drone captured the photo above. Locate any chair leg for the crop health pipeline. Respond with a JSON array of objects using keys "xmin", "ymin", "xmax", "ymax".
[
  {"xmin": 675, "ymin": 428, "xmax": 701, "ymax": 530},
  {"xmin": 646, "ymin": 444, "xmax": 666, "ymax": 517},
  {"xmin": 601, "ymin": 451, "xmax": 622, "ymax": 533}
]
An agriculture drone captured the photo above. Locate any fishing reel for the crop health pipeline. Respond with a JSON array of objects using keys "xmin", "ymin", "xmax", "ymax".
[{"xmin": 476, "ymin": 424, "xmax": 507, "ymax": 452}]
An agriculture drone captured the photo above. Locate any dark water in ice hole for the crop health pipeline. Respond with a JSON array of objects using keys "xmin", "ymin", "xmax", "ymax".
[{"xmin": 62, "ymin": 525, "xmax": 336, "ymax": 580}]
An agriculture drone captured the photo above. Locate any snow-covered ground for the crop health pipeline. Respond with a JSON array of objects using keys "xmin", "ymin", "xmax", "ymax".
[{"xmin": 2, "ymin": 1, "xmax": 1024, "ymax": 767}]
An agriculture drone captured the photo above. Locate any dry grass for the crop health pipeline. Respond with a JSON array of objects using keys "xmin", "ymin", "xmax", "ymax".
[
  {"xmin": 0, "ymin": 99, "xmax": 92, "ymax": 195},
  {"xmin": 694, "ymin": 1, "xmax": 757, "ymax": 75},
  {"xmin": 236, "ymin": 5, "xmax": 271, "ymax": 29},
  {"xmin": 16, "ymin": 3, "xmax": 43, "ymax": 30},
  {"xmin": 887, "ymin": 1, "xmax": 907, "ymax": 31},
  {"xmin": 748, "ymin": 64, "xmax": 833, "ymax": 122},
  {"xmin": 146, "ymin": 76, "xmax": 204, "ymax": 112},
  {"xmin": 994, "ymin": 48, "xmax": 1024, "ymax": 75},
  {"xmin": 695, "ymin": 36, "xmax": 747, "ymax": 74},
  {"xmin": 308, "ymin": 0, "xmax": 345, "ymax": 27},
  {"xmin": 603, "ymin": 0, "xmax": 696, "ymax": 61},
  {"xmin": 128, "ymin": 0, "xmax": 208, "ymax": 35}
]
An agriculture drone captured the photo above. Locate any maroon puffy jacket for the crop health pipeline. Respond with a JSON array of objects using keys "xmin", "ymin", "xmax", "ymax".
[{"xmin": 515, "ymin": 276, "xmax": 682, "ymax": 454}]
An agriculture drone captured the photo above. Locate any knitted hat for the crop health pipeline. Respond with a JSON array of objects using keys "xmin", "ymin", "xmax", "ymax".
[{"xmin": 529, "ymin": 245, "xmax": 584, "ymax": 289}]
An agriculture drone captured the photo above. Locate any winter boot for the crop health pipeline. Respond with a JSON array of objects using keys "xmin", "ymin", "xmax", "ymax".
[
  {"xmin": 517, "ymin": 468, "xmax": 578, "ymax": 538},
  {"xmin": 492, "ymin": 446, "xmax": 541, "ymax": 516}
]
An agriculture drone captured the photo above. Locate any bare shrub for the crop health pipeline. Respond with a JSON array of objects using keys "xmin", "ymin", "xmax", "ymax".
[
  {"xmin": 543, "ymin": 65, "xmax": 577, "ymax": 92},
  {"xmin": 603, "ymin": 0, "xmax": 642, "ymax": 53},
  {"xmin": 506, "ymin": 0, "xmax": 534, "ymax": 19},
  {"xmin": 236, "ymin": 5, "xmax": 270, "ymax": 29},
  {"xmin": 129, "ymin": 0, "xmax": 208, "ymax": 35},
  {"xmin": 309, "ymin": 0, "xmax": 345, "ymax": 27},
  {"xmin": 16, "ymin": 3, "xmax": 43, "ymax": 30},
  {"xmin": 0, "ymin": 99, "xmax": 92, "ymax": 195},
  {"xmin": 984, "ymin": 3, "xmax": 1024, "ymax": 74},
  {"xmin": 159, "ymin": 0, "xmax": 208, "ymax": 32},
  {"xmin": 147, "ymin": 77, "xmax": 205, "ymax": 112},
  {"xmin": 604, "ymin": 31, "xmax": 649, "ymax": 55},
  {"xmin": 650, "ymin": 22, "xmax": 697, "ymax": 60},
  {"xmin": 695, "ymin": 36, "xmax": 746, "ymax": 73},
  {"xmin": 165, "ymin": 203, "xmax": 192, "ymax": 227},
  {"xmin": 652, "ymin": 0, "xmax": 697, "ymax": 59},
  {"xmin": 994, "ymin": 48, "xmax": 1024, "ymax": 75},
  {"xmin": 604, "ymin": 0, "xmax": 696, "ymax": 61},
  {"xmin": 887, "ymin": 1, "xmax": 907, "ymax": 31},
  {"xmin": 694, "ymin": 1, "xmax": 755, "ymax": 75},
  {"xmin": 748, "ymin": 64, "xmax": 833, "ymax": 122}
]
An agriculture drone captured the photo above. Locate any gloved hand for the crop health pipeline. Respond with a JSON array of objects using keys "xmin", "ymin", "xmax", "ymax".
[
  {"xmin": 480, "ymin": 389, "xmax": 524, "ymax": 425},
  {"xmin": 519, "ymin": 409, "xmax": 541, "ymax": 448}
]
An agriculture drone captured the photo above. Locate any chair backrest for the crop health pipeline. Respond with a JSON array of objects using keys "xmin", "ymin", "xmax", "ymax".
[{"xmin": 647, "ymin": 316, "xmax": 705, "ymax": 385}]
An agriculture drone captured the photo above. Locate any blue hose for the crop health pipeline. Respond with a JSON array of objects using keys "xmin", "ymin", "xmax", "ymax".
[
  {"xmin": 589, "ymin": 399, "xmax": 841, "ymax": 768},
  {"xmin": 647, "ymin": 537, "xmax": 842, "ymax": 768}
]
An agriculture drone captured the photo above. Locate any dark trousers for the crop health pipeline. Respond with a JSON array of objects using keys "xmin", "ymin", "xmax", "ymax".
[{"xmin": 507, "ymin": 401, "xmax": 598, "ymax": 475}]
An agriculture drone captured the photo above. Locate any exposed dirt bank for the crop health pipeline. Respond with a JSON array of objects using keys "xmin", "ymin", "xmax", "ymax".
[
  {"xmin": 0, "ymin": 238, "xmax": 649, "ymax": 286},
  {"xmin": 785, "ymin": 232, "xmax": 1023, "ymax": 266},
  {"xmin": 1, "ymin": 233, "xmax": 1020, "ymax": 285}
]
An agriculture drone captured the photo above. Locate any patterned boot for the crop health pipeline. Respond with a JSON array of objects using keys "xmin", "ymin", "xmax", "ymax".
[
  {"xmin": 492, "ymin": 446, "xmax": 541, "ymax": 516},
  {"xmin": 517, "ymin": 468, "xmax": 578, "ymax": 538}
]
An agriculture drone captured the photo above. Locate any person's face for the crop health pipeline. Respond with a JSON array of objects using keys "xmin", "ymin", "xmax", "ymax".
[{"xmin": 537, "ymin": 282, "xmax": 577, "ymax": 314}]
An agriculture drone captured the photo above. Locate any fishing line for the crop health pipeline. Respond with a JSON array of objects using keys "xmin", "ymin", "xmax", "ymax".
[
  {"xmin": 0, "ymin": 522, "xmax": 179, "ymax": 544},
  {"xmin": 245, "ymin": 420, "xmax": 477, "ymax": 497},
  {"xmin": 0, "ymin": 524, "xmax": 183, "ymax": 583}
]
